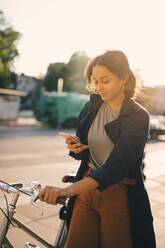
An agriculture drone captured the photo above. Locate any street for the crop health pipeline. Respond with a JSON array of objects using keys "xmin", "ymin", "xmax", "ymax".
[{"xmin": 0, "ymin": 125, "xmax": 165, "ymax": 247}]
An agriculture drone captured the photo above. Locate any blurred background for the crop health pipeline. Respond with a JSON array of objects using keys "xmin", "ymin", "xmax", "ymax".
[{"xmin": 0, "ymin": 0, "xmax": 165, "ymax": 247}]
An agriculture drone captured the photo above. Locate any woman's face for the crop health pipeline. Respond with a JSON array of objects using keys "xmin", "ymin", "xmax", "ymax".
[{"xmin": 92, "ymin": 65, "xmax": 126, "ymax": 102}]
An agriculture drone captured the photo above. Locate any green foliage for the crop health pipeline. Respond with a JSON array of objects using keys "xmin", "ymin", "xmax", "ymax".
[
  {"xmin": 44, "ymin": 63, "xmax": 67, "ymax": 91},
  {"xmin": 44, "ymin": 51, "xmax": 90, "ymax": 94},
  {"xmin": 66, "ymin": 51, "xmax": 89, "ymax": 94},
  {"xmin": 0, "ymin": 10, "xmax": 20, "ymax": 88}
]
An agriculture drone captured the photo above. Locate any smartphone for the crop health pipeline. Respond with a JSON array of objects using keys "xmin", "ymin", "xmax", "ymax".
[
  {"xmin": 58, "ymin": 132, "xmax": 74, "ymax": 138},
  {"xmin": 58, "ymin": 132, "xmax": 79, "ymax": 144}
]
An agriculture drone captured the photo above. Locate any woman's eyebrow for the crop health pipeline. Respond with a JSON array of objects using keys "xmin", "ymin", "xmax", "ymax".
[{"xmin": 92, "ymin": 76, "xmax": 109, "ymax": 80}]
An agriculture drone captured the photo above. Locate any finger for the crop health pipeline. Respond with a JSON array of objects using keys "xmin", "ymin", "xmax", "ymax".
[
  {"xmin": 70, "ymin": 143, "xmax": 82, "ymax": 148},
  {"xmin": 74, "ymin": 145, "xmax": 89, "ymax": 154},
  {"xmin": 66, "ymin": 136, "xmax": 80, "ymax": 144},
  {"xmin": 67, "ymin": 139, "xmax": 79, "ymax": 145},
  {"xmin": 38, "ymin": 187, "xmax": 47, "ymax": 201},
  {"xmin": 68, "ymin": 144, "xmax": 89, "ymax": 153},
  {"xmin": 67, "ymin": 143, "xmax": 82, "ymax": 150},
  {"xmin": 75, "ymin": 144, "xmax": 89, "ymax": 151},
  {"xmin": 47, "ymin": 189, "xmax": 56, "ymax": 204},
  {"xmin": 81, "ymin": 145, "xmax": 90, "ymax": 150},
  {"xmin": 65, "ymin": 137, "xmax": 73, "ymax": 144},
  {"xmin": 42, "ymin": 190, "xmax": 50, "ymax": 203},
  {"xmin": 72, "ymin": 136, "xmax": 80, "ymax": 141}
]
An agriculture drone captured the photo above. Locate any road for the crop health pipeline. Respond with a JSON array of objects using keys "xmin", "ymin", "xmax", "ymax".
[
  {"xmin": 0, "ymin": 126, "xmax": 79, "ymax": 187},
  {"xmin": 0, "ymin": 125, "xmax": 165, "ymax": 247},
  {"xmin": 0, "ymin": 125, "xmax": 164, "ymax": 183},
  {"xmin": 0, "ymin": 125, "xmax": 80, "ymax": 247}
]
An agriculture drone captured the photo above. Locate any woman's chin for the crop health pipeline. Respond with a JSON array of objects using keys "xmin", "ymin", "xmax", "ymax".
[{"xmin": 100, "ymin": 95, "xmax": 108, "ymax": 101}]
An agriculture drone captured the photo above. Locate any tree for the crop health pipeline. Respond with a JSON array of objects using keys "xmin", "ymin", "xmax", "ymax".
[
  {"xmin": 0, "ymin": 10, "xmax": 20, "ymax": 88},
  {"xmin": 43, "ymin": 51, "xmax": 90, "ymax": 93},
  {"xmin": 44, "ymin": 62, "xmax": 67, "ymax": 91},
  {"xmin": 66, "ymin": 51, "xmax": 89, "ymax": 94}
]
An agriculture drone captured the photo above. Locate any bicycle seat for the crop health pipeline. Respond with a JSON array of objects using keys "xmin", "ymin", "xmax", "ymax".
[{"xmin": 62, "ymin": 174, "xmax": 76, "ymax": 183}]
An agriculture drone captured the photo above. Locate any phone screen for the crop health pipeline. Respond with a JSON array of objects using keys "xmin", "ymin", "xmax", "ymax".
[
  {"xmin": 58, "ymin": 132, "xmax": 79, "ymax": 144},
  {"xmin": 58, "ymin": 132, "xmax": 72, "ymax": 138}
]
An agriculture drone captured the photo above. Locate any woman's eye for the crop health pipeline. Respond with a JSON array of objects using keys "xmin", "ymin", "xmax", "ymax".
[{"xmin": 102, "ymin": 80, "xmax": 109, "ymax": 84}]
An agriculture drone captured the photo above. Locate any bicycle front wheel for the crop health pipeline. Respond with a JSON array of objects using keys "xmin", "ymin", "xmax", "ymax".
[{"xmin": 2, "ymin": 237, "xmax": 14, "ymax": 248}]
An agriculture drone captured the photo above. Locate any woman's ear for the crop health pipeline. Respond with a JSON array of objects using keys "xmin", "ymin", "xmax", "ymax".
[{"xmin": 122, "ymin": 73, "xmax": 129, "ymax": 85}]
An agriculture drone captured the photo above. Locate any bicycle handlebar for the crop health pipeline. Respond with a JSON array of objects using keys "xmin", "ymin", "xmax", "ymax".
[
  {"xmin": 0, "ymin": 181, "xmax": 42, "ymax": 204},
  {"xmin": 0, "ymin": 180, "xmax": 68, "ymax": 206}
]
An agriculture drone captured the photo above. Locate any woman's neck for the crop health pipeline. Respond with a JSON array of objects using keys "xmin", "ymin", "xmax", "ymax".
[{"xmin": 106, "ymin": 94, "xmax": 126, "ymax": 112}]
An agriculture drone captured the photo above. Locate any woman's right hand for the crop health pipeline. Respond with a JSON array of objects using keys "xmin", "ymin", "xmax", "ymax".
[{"xmin": 65, "ymin": 136, "xmax": 89, "ymax": 154}]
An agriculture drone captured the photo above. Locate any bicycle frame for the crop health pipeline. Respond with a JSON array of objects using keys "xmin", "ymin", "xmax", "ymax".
[
  {"xmin": 0, "ymin": 182, "xmax": 67, "ymax": 248},
  {"xmin": 11, "ymin": 217, "xmax": 67, "ymax": 248},
  {"xmin": 0, "ymin": 186, "xmax": 21, "ymax": 247}
]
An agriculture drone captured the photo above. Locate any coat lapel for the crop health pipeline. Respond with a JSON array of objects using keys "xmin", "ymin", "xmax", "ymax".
[
  {"xmin": 104, "ymin": 118, "xmax": 121, "ymax": 145},
  {"xmin": 79, "ymin": 94, "xmax": 136, "ymax": 145},
  {"xmin": 79, "ymin": 109, "xmax": 99, "ymax": 144},
  {"xmin": 79, "ymin": 94, "xmax": 102, "ymax": 144}
]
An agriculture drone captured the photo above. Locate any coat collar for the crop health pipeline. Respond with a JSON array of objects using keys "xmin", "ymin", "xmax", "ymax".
[
  {"xmin": 80, "ymin": 94, "xmax": 138, "ymax": 145},
  {"xmin": 90, "ymin": 94, "xmax": 137, "ymax": 117}
]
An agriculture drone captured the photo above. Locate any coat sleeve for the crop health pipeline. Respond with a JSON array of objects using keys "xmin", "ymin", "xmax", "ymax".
[
  {"xmin": 88, "ymin": 110, "xmax": 150, "ymax": 191},
  {"xmin": 69, "ymin": 101, "xmax": 90, "ymax": 161}
]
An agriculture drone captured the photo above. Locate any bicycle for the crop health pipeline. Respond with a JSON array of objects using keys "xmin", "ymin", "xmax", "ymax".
[{"xmin": 0, "ymin": 175, "xmax": 75, "ymax": 248}]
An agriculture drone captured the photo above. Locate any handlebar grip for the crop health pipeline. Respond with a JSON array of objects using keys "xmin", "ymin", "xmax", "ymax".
[{"xmin": 62, "ymin": 175, "xmax": 75, "ymax": 183}]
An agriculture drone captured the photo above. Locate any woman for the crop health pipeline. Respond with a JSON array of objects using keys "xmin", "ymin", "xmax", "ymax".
[{"xmin": 39, "ymin": 50, "xmax": 156, "ymax": 248}]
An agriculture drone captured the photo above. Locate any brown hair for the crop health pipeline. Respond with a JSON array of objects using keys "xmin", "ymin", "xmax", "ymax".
[{"xmin": 84, "ymin": 50, "xmax": 136, "ymax": 98}]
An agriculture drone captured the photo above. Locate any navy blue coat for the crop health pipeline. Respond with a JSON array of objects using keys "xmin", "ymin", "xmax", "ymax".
[{"xmin": 67, "ymin": 94, "xmax": 156, "ymax": 248}]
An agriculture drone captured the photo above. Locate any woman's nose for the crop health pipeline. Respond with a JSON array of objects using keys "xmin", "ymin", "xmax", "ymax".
[{"xmin": 97, "ymin": 82, "xmax": 104, "ymax": 91}]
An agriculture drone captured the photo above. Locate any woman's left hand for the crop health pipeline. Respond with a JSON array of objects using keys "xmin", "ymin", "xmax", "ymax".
[{"xmin": 38, "ymin": 186, "xmax": 64, "ymax": 205}]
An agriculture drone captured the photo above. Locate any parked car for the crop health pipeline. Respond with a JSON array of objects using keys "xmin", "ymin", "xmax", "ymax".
[{"xmin": 149, "ymin": 115, "xmax": 165, "ymax": 139}]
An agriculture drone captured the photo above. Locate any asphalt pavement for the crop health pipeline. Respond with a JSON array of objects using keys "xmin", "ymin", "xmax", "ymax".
[{"xmin": 0, "ymin": 120, "xmax": 165, "ymax": 247}]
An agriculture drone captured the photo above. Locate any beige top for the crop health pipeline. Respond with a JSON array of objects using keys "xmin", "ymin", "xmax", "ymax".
[{"xmin": 88, "ymin": 101, "xmax": 119, "ymax": 169}]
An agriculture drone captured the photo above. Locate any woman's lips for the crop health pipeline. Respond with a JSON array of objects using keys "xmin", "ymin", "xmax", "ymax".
[{"xmin": 101, "ymin": 93, "xmax": 107, "ymax": 97}]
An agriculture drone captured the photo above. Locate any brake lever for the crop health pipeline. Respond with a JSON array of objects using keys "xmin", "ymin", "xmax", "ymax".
[{"xmin": 29, "ymin": 181, "xmax": 44, "ymax": 215}]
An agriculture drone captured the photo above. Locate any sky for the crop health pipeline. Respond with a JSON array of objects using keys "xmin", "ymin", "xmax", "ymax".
[{"xmin": 1, "ymin": 0, "xmax": 165, "ymax": 87}]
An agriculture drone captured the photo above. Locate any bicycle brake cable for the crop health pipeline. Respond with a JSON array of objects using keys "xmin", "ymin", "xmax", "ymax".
[
  {"xmin": 0, "ymin": 188, "xmax": 16, "ymax": 227},
  {"xmin": 0, "ymin": 180, "xmax": 31, "ymax": 196},
  {"xmin": 0, "ymin": 188, "xmax": 9, "ymax": 217}
]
